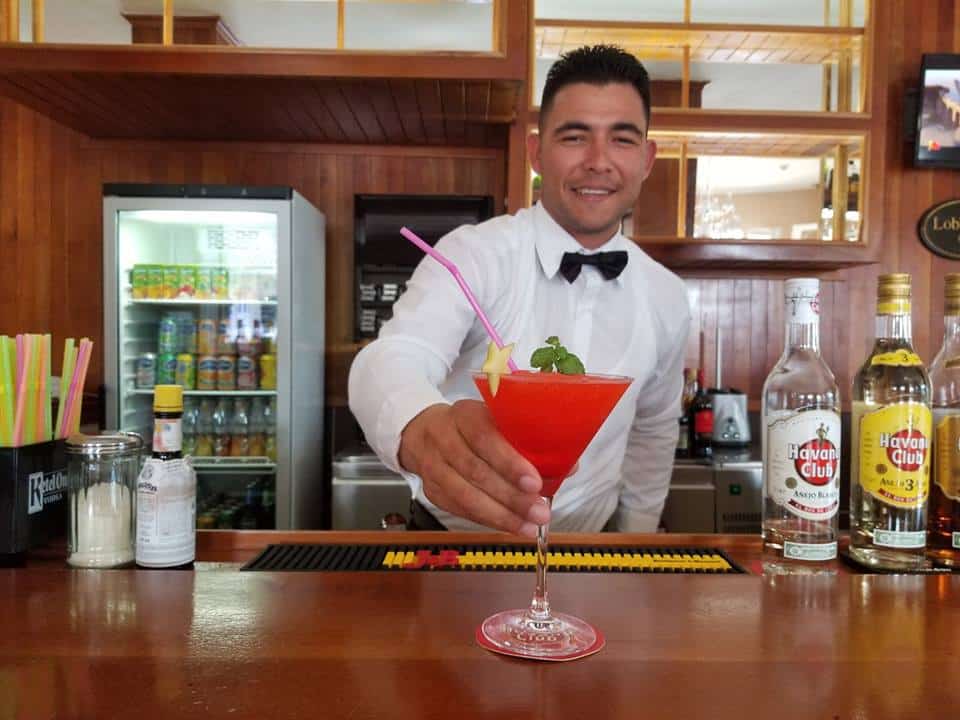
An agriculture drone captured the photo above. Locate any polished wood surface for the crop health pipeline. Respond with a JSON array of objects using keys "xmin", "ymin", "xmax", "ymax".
[{"xmin": 3, "ymin": 532, "xmax": 959, "ymax": 719}]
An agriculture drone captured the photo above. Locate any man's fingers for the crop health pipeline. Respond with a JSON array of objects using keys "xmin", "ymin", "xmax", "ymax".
[{"xmin": 454, "ymin": 400, "xmax": 543, "ymax": 494}]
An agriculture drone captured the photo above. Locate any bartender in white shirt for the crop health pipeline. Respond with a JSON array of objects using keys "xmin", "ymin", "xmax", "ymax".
[{"xmin": 349, "ymin": 45, "xmax": 691, "ymax": 537}]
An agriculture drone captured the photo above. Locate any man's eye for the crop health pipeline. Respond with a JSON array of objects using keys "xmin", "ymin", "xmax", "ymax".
[
  {"xmin": 560, "ymin": 135, "xmax": 585, "ymax": 143},
  {"xmin": 614, "ymin": 136, "xmax": 640, "ymax": 146}
]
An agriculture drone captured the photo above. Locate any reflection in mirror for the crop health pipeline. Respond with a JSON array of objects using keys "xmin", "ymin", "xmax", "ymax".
[
  {"xmin": 345, "ymin": 1, "xmax": 493, "ymax": 51},
  {"xmin": 691, "ymin": 0, "xmax": 866, "ymax": 27},
  {"xmin": 536, "ymin": 0, "xmax": 684, "ymax": 22},
  {"xmin": 42, "ymin": 0, "xmax": 163, "ymax": 45}
]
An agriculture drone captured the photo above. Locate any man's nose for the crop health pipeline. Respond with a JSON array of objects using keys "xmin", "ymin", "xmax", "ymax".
[{"xmin": 583, "ymin": 138, "xmax": 613, "ymax": 172}]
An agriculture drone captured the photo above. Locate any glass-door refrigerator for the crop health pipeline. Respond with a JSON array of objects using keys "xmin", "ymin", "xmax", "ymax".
[{"xmin": 103, "ymin": 184, "xmax": 325, "ymax": 530}]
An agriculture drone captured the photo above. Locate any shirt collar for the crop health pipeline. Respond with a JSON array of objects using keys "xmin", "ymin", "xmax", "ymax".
[{"xmin": 532, "ymin": 202, "xmax": 629, "ymax": 285}]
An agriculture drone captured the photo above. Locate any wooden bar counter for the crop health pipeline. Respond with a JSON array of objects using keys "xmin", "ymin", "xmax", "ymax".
[{"xmin": 2, "ymin": 531, "xmax": 959, "ymax": 719}]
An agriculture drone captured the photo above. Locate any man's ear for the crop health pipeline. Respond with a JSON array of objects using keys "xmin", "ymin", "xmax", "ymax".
[
  {"xmin": 527, "ymin": 130, "xmax": 542, "ymax": 176},
  {"xmin": 641, "ymin": 139, "xmax": 658, "ymax": 181}
]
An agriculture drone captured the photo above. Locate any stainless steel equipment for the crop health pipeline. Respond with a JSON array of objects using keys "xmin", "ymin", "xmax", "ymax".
[
  {"xmin": 710, "ymin": 325, "xmax": 751, "ymax": 447},
  {"xmin": 103, "ymin": 184, "xmax": 326, "ymax": 530},
  {"xmin": 332, "ymin": 450, "xmax": 411, "ymax": 530}
]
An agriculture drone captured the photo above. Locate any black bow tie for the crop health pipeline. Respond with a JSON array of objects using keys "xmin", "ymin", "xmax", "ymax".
[{"xmin": 559, "ymin": 251, "xmax": 628, "ymax": 283}]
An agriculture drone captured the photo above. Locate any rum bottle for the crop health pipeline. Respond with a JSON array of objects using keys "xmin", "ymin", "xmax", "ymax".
[
  {"xmin": 761, "ymin": 279, "xmax": 840, "ymax": 573},
  {"xmin": 928, "ymin": 273, "xmax": 960, "ymax": 567},
  {"xmin": 850, "ymin": 274, "xmax": 932, "ymax": 570}
]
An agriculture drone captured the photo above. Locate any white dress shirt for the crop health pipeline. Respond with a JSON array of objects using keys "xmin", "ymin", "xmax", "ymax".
[{"xmin": 348, "ymin": 202, "xmax": 691, "ymax": 532}]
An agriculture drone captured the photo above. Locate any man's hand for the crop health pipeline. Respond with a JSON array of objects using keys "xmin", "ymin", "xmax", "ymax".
[{"xmin": 398, "ymin": 400, "xmax": 549, "ymax": 537}]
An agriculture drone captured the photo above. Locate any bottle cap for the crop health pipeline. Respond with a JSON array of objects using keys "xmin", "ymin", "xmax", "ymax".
[
  {"xmin": 154, "ymin": 384, "xmax": 184, "ymax": 412},
  {"xmin": 946, "ymin": 273, "xmax": 960, "ymax": 313},
  {"xmin": 877, "ymin": 273, "xmax": 911, "ymax": 297}
]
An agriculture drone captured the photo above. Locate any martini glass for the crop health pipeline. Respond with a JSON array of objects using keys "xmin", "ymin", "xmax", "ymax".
[{"xmin": 472, "ymin": 370, "xmax": 631, "ymax": 660}]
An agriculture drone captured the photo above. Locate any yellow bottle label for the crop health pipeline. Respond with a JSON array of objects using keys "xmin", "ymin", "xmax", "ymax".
[
  {"xmin": 858, "ymin": 403, "xmax": 932, "ymax": 509},
  {"xmin": 877, "ymin": 300, "xmax": 911, "ymax": 315},
  {"xmin": 935, "ymin": 412, "xmax": 960, "ymax": 502},
  {"xmin": 870, "ymin": 350, "xmax": 923, "ymax": 367}
]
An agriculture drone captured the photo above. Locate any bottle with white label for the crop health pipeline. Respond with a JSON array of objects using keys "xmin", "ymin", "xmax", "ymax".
[
  {"xmin": 928, "ymin": 273, "xmax": 960, "ymax": 568},
  {"xmin": 136, "ymin": 384, "xmax": 196, "ymax": 569},
  {"xmin": 762, "ymin": 278, "xmax": 841, "ymax": 573},
  {"xmin": 850, "ymin": 274, "xmax": 932, "ymax": 570}
]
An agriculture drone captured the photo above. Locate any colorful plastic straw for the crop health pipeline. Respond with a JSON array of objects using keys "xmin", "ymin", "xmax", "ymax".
[{"xmin": 399, "ymin": 226, "xmax": 519, "ymax": 372}]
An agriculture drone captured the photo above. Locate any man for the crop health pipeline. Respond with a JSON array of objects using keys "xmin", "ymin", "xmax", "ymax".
[{"xmin": 349, "ymin": 45, "xmax": 691, "ymax": 537}]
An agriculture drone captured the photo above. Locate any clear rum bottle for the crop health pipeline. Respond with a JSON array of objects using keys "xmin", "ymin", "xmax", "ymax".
[
  {"xmin": 762, "ymin": 278, "xmax": 841, "ymax": 573},
  {"xmin": 850, "ymin": 274, "xmax": 932, "ymax": 570},
  {"xmin": 928, "ymin": 273, "xmax": 960, "ymax": 567}
]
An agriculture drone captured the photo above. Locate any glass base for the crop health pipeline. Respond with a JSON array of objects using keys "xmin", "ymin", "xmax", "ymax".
[{"xmin": 478, "ymin": 608, "xmax": 604, "ymax": 661}]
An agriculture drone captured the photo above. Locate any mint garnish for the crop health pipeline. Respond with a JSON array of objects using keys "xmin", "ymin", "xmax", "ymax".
[{"xmin": 530, "ymin": 336, "xmax": 585, "ymax": 374}]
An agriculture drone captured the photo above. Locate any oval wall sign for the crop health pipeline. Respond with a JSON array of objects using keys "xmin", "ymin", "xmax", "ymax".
[{"xmin": 919, "ymin": 199, "xmax": 960, "ymax": 260}]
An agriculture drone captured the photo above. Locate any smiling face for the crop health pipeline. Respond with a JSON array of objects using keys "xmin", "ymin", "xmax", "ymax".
[{"xmin": 528, "ymin": 81, "xmax": 657, "ymax": 250}]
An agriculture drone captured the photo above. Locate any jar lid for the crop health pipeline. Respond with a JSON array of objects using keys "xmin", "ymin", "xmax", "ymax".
[{"xmin": 66, "ymin": 432, "xmax": 143, "ymax": 457}]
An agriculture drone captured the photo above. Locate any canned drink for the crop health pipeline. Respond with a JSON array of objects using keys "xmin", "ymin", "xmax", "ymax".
[
  {"xmin": 217, "ymin": 354, "xmax": 237, "ymax": 390},
  {"xmin": 136, "ymin": 352, "xmax": 156, "ymax": 388},
  {"xmin": 195, "ymin": 267, "xmax": 213, "ymax": 300},
  {"xmin": 197, "ymin": 355, "xmax": 218, "ymax": 390},
  {"xmin": 197, "ymin": 318, "xmax": 217, "ymax": 355},
  {"xmin": 157, "ymin": 315, "xmax": 178, "ymax": 354},
  {"xmin": 147, "ymin": 265, "xmax": 164, "ymax": 299},
  {"xmin": 175, "ymin": 353, "xmax": 196, "ymax": 390},
  {"xmin": 163, "ymin": 266, "xmax": 180, "ymax": 299},
  {"xmin": 237, "ymin": 354, "xmax": 258, "ymax": 390},
  {"xmin": 131, "ymin": 265, "xmax": 149, "ymax": 299},
  {"xmin": 157, "ymin": 352, "xmax": 177, "ymax": 385},
  {"xmin": 177, "ymin": 314, "xmax": 197, "ymax": 354},
  {"xmin": 212, "ymin": 267, "xmax": 230, "ymax": 300},
  {"xmin": 178, "ymin": 266, "xmax": 197, "ymax": 298},
  {"xmin": 259, "ymin": 353, "xmax": 276, "ymax": 390}
]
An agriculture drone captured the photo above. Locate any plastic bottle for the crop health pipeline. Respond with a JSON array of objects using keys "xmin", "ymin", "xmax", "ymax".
[
  {"xmin": 212, "ymin": 398, "xmax": 231, "ymax": 457},
  {"xmin": 231, "ymin": 399, "xmax": 250, "ymax": 457}
]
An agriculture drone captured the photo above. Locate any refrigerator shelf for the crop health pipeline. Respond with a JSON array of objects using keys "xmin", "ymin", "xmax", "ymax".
[
  {"xmin": 128, "ymin": 298, "xmax": 278, "ymax": 307},
  {"xmin": 192, "ymin": 457, "xmax": 277, "ymax": 474},
  {"xmin": 129, "ymin": 389, "xmax": 278, "ymax": 397}
]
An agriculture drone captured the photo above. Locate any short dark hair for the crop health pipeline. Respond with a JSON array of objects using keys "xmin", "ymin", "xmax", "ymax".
[{"xmin": 540, "ymin": 45, "xmax": 652, "ymax": 129}]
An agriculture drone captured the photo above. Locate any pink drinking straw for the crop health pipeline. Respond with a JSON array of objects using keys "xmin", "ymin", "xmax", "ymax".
[{"xmin": 399, "ymin": 227, "xmax": 519, "ymax": 373}]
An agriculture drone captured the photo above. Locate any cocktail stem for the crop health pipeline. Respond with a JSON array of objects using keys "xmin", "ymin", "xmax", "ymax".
[{"xmin": 529, "ymin": 496, "xmax": 552, "ymax": 620}]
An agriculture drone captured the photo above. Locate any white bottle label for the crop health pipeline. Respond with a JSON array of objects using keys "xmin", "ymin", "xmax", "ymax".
[
  {"xmin": 784, "ymin": 280, "xmax": 820, "ymax": 324},
  {"xmin": 136, "ymin": 457, "xmax": 196, "ymax": 567},
  {"xmin": 766, "ymin": 410, "xmax": 841, "ymax": 521},
  {"xmin": 783, "ymin": 541, "xmax": 838, "ymax": 561},
  {"xmin": 153, "ymin": 418, "xmax": 182, "ymax": 453}
]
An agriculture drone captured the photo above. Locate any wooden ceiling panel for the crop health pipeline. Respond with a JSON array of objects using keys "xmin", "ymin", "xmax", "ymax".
[{"xmin": 0, "ymin": 69, "xmax": 518, "ymax": 147}]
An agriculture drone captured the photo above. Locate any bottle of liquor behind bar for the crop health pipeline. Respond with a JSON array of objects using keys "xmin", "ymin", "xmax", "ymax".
[
  {"xmin": 136, "ymin": 384, "xmax": 196, "ymax": 569},
  {"xmin": 676, "ymin": 368, "xmax": 696, "ymax": 458},
  {"xmin": 761, "ymin": 279, "xmax": 841, "ymax": 574},
  {"xmin": 689, "ymin": 368, "xmax": 713, "ymax": 459},
  {"xmin": 928, "ymin": 273, "xmax": 960, "ymax": 567},
  {"xmin": 850, "ymin": 274, "xmax": 932, "ymax": 570}
]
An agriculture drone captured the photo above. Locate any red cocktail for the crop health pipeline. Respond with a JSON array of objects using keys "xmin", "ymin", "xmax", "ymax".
[{"xmin": 472, "ymin": 370, "xmax": 631, "ymax": 660}]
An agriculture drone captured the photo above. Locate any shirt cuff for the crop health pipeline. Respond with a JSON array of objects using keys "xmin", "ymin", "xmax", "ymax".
[
  {"xmin": 611, "ymin": 506, "xmax": 662, "ymax": 533},
  {"xmin": 375, "ymin": 384, "xmax": 450, "ymax": 474}
]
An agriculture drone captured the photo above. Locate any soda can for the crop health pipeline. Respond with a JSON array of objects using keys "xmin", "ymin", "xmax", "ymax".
[
  {"xmin": 195, "ymin": 267, "xmax": 213, "ymax": 300},
  {"xmin": 177, "ymin": 314, "xmax": 197, "ymax": 354},
  {"xmin": 175, "ymin": 353, "xmax": 196, "ymax": 390},
  {"xmin": 217, "ymin": 354, "xmax": 237, "ymax": 390},
  {"xmin": 197, "ymin": 355, "xmax": 218, "ymax": 390},
  {"xmin": 157, "ymin": 352, "xmax": 177, "ymax": 385},
  {"xmin": 131, "ymin": 265, "xmax": 149, "ymax": 300},
  {"xmin": 157, "ymin": 315, "xmax": 178, "ymax": 354},
  {"xmin": 136, "ymin": 352, "xmax": 156, "ymax": 388},
  {"xmin": 163, "ymin": 266, "xmax": 180, "ymax": 299},
  {"xmin": 237, "ymin": 354, "xmax": 258, "ymax": 390},
  {"xmin": 259, "ymin": 353, "xmax": 276, "ymax": 390},
  {"xmin": 147, "ymin": 265, "xmax": 164, "ymax": 299},
  {"xmin": 212, "ymin": 267, "xmax": 230, "ymax": 300},
  {"xmin": 179, "ymin": 265, "xmax": 197, "ymax": 298},
  {"xmin": 197, "ymin": 318, "xmax": 217, "ymax": 355}
]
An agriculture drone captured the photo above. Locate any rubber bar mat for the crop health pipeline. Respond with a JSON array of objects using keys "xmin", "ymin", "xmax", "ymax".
[{"xmin": 241, "ymin": 544, "xmax": 745, "ymax": 573}]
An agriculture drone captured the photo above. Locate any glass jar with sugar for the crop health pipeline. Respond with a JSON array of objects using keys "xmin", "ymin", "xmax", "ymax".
[{"xmin": 66, "ymin": 433, "xmax": 143, "ymax": 568}]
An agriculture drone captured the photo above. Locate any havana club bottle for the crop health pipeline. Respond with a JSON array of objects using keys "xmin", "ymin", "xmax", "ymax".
[
  {"xmin": 762, "ymin": 278, "xmax": 841, "ymax": 573},
  {"xmin": 928, "ymin": 273, "xmax": 960, "ymax": 567},
  {"xmin": 849, "ymin": 274, "xmax": 932, "ymax": 570}
]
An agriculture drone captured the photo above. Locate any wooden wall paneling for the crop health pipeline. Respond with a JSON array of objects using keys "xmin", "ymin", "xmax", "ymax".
[
  {"xmin": 439, "ymin": 80, "xmax": 467, "ymax": 146},
  {"xmin": 361, "ymin": 79, "xmax": 408, "ymax": 144},
  {"xmin": 342, "ymin": 81, "xmax": 386, "ymax": 144},
  {"xmin": 749, "ymin": 278, "xmax": 770, "ymax": 401},
  {"xmin": 297, "ymin": 79, "xmax": 346, "ymax": 143},
  {"xmin": 388, "ymin": 79, "xmax": 427, "ymax": 145},
  {"xmin": 731, "ymin": 278, "xmax": 753, "ymax": 393},
  {"xmin": 414, "ymin": 80, "xmax": 446, "ymax": 145},
  {"xmin": 314, "ymin": 80, "xmax": 366, "ymax": 143}
]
